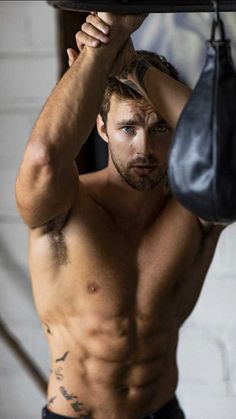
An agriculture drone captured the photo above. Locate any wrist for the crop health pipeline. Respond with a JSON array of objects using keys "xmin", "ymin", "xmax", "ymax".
[{"xmin": 82, "ymin": 41, "xmax": 121, "ymax": 73}]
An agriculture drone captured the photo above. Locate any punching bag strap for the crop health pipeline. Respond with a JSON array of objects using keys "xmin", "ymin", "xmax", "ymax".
[{"xmin": 211, "ymin": 0, "xmax": 226, "ymax": 41}]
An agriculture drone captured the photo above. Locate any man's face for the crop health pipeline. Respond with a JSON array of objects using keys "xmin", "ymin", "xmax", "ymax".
[{"xmin": 103, "ymin": 94, "xmax": 172, "ymax": 191}]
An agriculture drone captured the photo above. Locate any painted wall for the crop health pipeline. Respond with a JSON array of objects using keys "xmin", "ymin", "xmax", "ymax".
[{"xmin": 0, "ymin": 2, "xmax": 236, "ymax": 418}]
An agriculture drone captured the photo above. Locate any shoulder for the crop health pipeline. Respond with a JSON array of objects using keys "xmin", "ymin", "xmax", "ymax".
[
  {"xmin": 29, "ymin": 169, "xmax": 107, "ymax": 238},
  {"xmin": 164, "ymin": 196, "xmax": 214, "ymax": 236},
  {"xmin": 168, "ymin": 196, "xmax": 228, "ymax": 239}
]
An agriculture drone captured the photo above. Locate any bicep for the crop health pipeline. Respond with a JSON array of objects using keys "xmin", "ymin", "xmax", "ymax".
[{"xmin": 15, "ymin": 158, "xmax": 79, "ymax": 228}]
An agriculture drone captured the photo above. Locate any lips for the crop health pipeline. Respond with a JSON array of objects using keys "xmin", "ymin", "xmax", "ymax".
[{"xmin": 132, "ymin": 165, "xmax": 156, "ymax": 175}]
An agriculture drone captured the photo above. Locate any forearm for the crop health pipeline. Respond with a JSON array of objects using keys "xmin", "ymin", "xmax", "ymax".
[
  {"xmin": 28, "ymin": 42, "xmax": 120, "ymax": 167},
  {"xmin": 123, "ymin": 57, "xmax": 192, "ymax": 129}
]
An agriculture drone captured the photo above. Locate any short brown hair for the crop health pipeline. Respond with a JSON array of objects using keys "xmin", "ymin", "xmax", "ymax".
[{"xmin": 100, "ymin": 50, "xmax": 180, "ymax": 124}]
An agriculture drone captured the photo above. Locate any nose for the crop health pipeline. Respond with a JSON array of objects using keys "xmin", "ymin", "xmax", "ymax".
[{"xmin": 135, "ymin": 130, "xmax": 154, "ymax": 155}]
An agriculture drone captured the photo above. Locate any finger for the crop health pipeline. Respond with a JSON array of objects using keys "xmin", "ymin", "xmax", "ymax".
[
  {"xmin": 86, "ymin": 13, "xmax": 110, "ymax": 35},
  {"xmin": 76, "ymin": 31, "xmax": 101, "ymax": 48},
  {"xmin": 67, "ymin": 48, "xmax": 78, "ymax": 67},
  {"xmin": 67, "ymin": 48, "xmax": 78, "ymax": 59},
  {"xmin": 81, "ymin": 22, "xmax": 110, "ymax": 43},
  {"xmin": 97, "ymin": 12, "xmax": 113, "ymax": 26},
  {"xmin": 73, "ymin": 36, "xmax": 85, "ymax": 52}
]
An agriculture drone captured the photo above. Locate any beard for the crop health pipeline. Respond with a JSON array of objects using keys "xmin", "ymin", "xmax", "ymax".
[{"xmin": 109, "ymin": 147, "xmax": 167, "ymax": 192}]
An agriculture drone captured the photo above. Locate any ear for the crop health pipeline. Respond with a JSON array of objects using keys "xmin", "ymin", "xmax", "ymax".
[{"xmin": 96, "ymin": 114, "xmax": 108, "ymax": 144}]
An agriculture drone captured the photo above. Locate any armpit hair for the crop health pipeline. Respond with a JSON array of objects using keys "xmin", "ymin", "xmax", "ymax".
[{"xmin": 45, "ymin": 212, "xmax": 70, "ymax": 265}]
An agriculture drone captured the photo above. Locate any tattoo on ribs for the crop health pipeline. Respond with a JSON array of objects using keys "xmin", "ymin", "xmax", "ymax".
[
  {"xmin": 60, "ymin": 386, "xmax": 78, "ymax": 401},
  {"xmin": 70, "ymin": 401, "xmax": 84, "ymax": 412},
  {"xmin": 56, "ymin": 351, "xmax": 69, "ymax": 363},
  {"xmin": 43, "ymin": 322, "xmax": 53, "ymax": 335},
  {"xmin": 70, "ymin": 402, "xmax": 91, "ymax": 418},
  {"xmin": 55, "ymin": 366, "xmax": 64, "ymax": 381},
  {"xmin": 48, "ymin": 396, "xmax": 57, "ymax": 405}
]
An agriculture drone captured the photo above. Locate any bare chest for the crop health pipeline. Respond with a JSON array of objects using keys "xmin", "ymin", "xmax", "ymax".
[{"xmin": 29, "ymin": 203, "xmax": 210, "ymax": 328}]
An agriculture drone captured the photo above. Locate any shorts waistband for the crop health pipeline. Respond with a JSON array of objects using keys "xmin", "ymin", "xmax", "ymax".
[{"xmin": 42, "ymin": 396, "xmax": 183, "ymax": 419}]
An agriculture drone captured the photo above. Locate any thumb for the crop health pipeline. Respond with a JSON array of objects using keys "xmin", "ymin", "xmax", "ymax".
[{"xmin": 67, "ymin": 48, "xmax": 78, "ymax": 67}]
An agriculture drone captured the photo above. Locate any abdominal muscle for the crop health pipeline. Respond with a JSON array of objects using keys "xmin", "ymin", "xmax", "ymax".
[{"xmin": 45, "ymin": 309, "xmax": 179, "ymax": 419}]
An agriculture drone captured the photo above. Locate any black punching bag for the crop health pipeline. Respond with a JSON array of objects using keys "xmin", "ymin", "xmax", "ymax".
[
  {"xmin": 168, "ymin": 10, "xmax": 236, "ymax": 222},
  {"xmin": 47, "ymin": 1, "xmax": 236, "ymax": 13}
]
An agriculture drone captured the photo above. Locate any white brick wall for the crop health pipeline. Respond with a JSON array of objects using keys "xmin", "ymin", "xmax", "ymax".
[
  {"xmin": 0, "ymin": 3, "xmax": 236, "ymax": 419},
  {"xmin": 177, "ymin": 224, "xmax": 236, "ymax": 417},
  {"xmin": 0, "ymin": 2, "xmax": 57, "ymax": 418}
]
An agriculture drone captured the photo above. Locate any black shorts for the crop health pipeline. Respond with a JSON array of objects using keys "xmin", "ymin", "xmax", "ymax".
[{"xmin": 42, "ymin": 396, "xmax": 185, "ymax": 419}]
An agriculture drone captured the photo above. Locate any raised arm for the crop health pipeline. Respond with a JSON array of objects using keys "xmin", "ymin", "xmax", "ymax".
[
  {"xmin": 74, "ymin": 14, "xmax": 192, "ymax": 130},
  {"xmin": 121, "ymin": 57, "xmax": 192, "ymax": 130},
  {"xmin": 15, "ymin": 13, "xmax": 147, "ymax": 229}
]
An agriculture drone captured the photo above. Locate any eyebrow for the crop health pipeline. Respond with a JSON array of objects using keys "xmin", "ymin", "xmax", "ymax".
[
  {"xmin": 117, "ymin": 119, "xmax": 140, "ymax": 126},
  {"xmin": 116, "ymin": 118, "xmax": 167, "ymax": 126}
]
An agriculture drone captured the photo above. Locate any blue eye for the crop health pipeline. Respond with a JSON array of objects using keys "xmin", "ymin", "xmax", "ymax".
[{"xmin": 122, "ymin": 126, "xmax": 135, "ymax": 134}]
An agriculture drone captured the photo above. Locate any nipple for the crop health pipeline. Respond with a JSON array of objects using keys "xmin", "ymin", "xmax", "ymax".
[{"xmin": 87, "ymin": 283, "xmax": 99, "ymax": 294}]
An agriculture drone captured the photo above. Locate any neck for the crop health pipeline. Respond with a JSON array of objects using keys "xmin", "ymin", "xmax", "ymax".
[{"xmin": 102, "ymin": 165, "xmax": 169, "ymax": 231}]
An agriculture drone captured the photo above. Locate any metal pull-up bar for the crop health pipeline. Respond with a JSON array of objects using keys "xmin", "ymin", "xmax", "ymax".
[{"xmin": 47, "ymin": 0, "xmax": 236, "ymax": 13}]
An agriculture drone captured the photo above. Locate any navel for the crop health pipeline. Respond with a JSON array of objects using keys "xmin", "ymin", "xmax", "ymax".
[{"xmin": 117, "ymin": 386, "xmax": 130, "ymax": 395}]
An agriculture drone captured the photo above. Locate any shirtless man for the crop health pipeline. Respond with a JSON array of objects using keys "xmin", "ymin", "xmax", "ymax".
[{"xmin": 15, "ymin": 12, "xmax": 227, "ymax": 419}]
